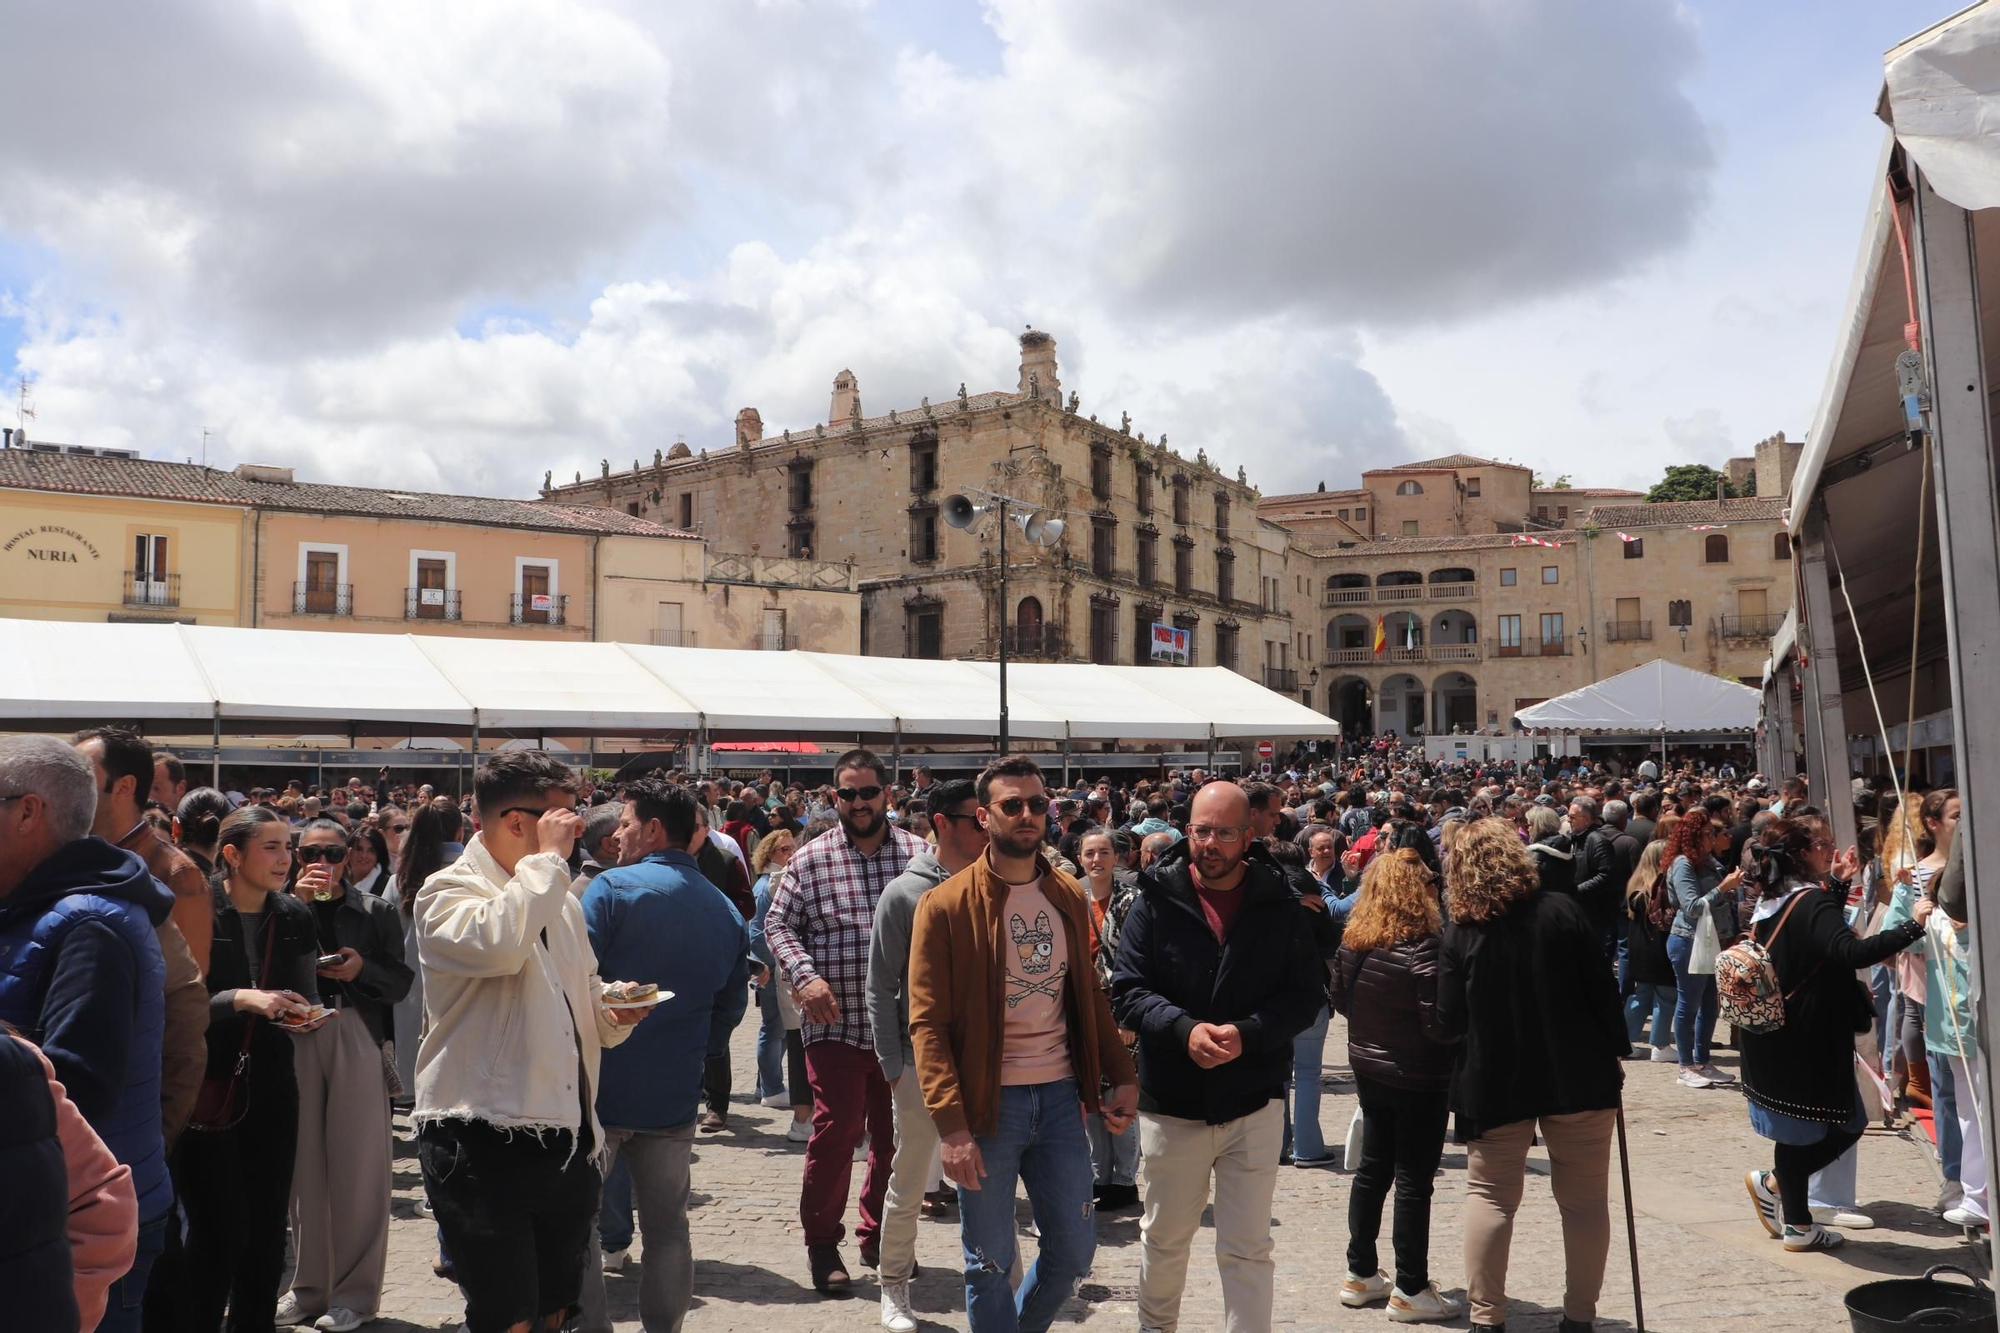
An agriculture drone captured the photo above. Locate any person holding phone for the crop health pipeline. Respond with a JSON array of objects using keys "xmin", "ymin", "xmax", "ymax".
[
  {"xmin": 177, "ymin": 805, "xmax": 327, "ymax": 1333},
  {"xmin": 274, "ymin": 819, "xmax": 411, "ymax": 1332}
]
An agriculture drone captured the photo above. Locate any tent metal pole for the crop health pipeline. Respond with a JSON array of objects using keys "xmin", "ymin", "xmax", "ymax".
[
  {"xmin": 1061, "ymin": 730, "xmax": 1071, "ymax": 789},
  {"xmin": 1205, "ymin": 725, "xmax": 1215, "ymax": 775},
  {"xmin": 1796, "ymin": 516, "xmax": 1857, "ymax": 849},
  {"xmin": 997, "ymin": 497, "xmax": 1010, "ymax": 755},
  {"xmin": 211, "ymin": 708, "xmax": 222, "ymax": 787},
  {"xmin": 1912, "ymin": 165, "xmax": 2000, "ymax": 1217},
  {"xmin": 891, "ymin": 722, "xmax": 902, "ymax": 787}
]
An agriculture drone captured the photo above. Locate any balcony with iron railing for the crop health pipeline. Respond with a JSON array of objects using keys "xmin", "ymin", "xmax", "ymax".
[
  {"xmin": 123, "ymin": 571, "xmax": 181, "ymax": 608},
  {"xmin": 1605, "ymin": 619, "xmax": 1652, "ymax": 642},
  {"xmin": 510, "ymin": 592, "xmax": 569, "ymax": 626},
  {"xmin": 1536, "ymin": 638, "xmax": 1570, "ymax": 656},
  {"xmin": 652, "ymin": 629, "xmax": 699, "ymax": 647},
  {"xmin": 1264, "ymin": 666, "xmax": 1299, "ymax": 692},
  {"xmin": 1003, "ymin": 626, "xmax": 1068, "ymax": 658},
  {"xmin": 405, "ymin": 587, "xmax": 463, "ymax": 621},
  {"xmin": 759, "ymin": 632, "xmax": 798, "ymax": 651},
  {"xmin": 293, "ymin": 581, "xmax": 352, "ymax": 615},
  {"xmin": 1719, "ymin": 613, "xmax": 1784, "ymax": 639}
]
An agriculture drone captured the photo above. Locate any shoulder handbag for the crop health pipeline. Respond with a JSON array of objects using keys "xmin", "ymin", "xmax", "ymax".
[{"xmin": 188, "ymin": 912, "xmax": 277, "ymax": 1133}]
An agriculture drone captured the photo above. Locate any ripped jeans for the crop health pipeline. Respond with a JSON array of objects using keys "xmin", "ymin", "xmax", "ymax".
[{"xmin": 954, "ymin": 1077, "xmax": 1096, "ymax": 1333}]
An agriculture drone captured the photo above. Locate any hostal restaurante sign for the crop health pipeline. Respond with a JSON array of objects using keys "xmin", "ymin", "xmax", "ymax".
[{"xmin": 4, "ymin": 525, "xmax": 103, "ymax": 563}]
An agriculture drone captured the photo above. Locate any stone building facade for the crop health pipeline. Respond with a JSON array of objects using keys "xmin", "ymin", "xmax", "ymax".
[
  {"xmin": 1267, "ymin": 449, "xmax": 1795, "ymax": 737},
  {"xmin": 544, "ymin": 332, "xmax": 1300, "ymax": 688}
]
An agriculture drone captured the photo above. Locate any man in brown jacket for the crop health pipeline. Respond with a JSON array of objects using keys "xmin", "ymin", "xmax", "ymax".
[{"xmin": 907, "ymin": 754, "xmax": 1136, "ymax": 1333}]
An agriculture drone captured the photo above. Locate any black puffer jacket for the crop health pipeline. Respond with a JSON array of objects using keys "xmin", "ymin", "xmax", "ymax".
[
  {"xmin": 1330, "ymin": 934, "xmax": 1456, "ymax": 1091},
  {"xmin": 1527, "ymin": 834, "xmax": 1575, "ymax": 897},
  {"xmin": 0, "ymin": 1030, "xmax": 76, "ymax": 1332}
]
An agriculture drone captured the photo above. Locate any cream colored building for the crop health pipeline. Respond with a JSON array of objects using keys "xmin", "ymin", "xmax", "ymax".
[
  {"xmin": 546, "ymin": 331, "xmax": 1299, "ymax": 687},
  {"xmin": 1268, "ymin": 444, "xmax": 1799, "ymax": 737}
]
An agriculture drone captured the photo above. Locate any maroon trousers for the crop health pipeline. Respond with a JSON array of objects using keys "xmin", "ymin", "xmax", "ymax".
[{"xmin": 800, "ymin": 1039, "xmax": 896, "ymax": 1248}]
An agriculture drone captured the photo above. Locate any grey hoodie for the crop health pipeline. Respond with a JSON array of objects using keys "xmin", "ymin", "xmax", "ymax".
[{"xmin": 865, "ymin": 848, "xmax": 952, "ymax": 1080}]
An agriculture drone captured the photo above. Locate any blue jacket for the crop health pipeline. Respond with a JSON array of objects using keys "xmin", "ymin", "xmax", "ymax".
[
  {"xmin": 1110, "ymin": 839, "xmax": 1326, "ymax": 1124},
  {"xmin": 0, "ymin": 836, "xmax": 173, "ymax": 1221},
  {"xmin": 582, "ymin": 850, "xmax": 749, "ymax": 1131}
]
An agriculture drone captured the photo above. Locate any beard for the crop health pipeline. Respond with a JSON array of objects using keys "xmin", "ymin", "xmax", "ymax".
[
  {"xmin": 839, "ymin": 804, "xmax": 881, "ymax": 840},
  {"xmin": 991, "ymin": 823, "xmax": 1044, "ymax": 860},
  {"xmin": 1194, "ymin": 844, "xmax": 1245, "ymax": 881}
]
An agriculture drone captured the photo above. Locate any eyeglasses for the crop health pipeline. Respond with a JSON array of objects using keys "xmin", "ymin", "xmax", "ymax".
[
  {"xmin": 937, "ymin": 811, "xmax": 981, "ymax": 825},
  {"xmin": 1189, "ymin": 825, "xmax": 1247, "ymax": 844},
  {"xmin": 834, "ymin": 785, "xmax": 884, "ymax": 803},
  {"xmin": 386, "ymin": 823, "xmax": 409, "ymax": 833},
  {"xmin": 987, "ymin": 795, "xmax": 1051, "ymax": 818},
  {"xmin": 0, "ymin": 793, "xmax": 25, "ymax": 803},
  {"xmin": 294, "ymin": 845, "xmax": 347, "ymax": 863}
]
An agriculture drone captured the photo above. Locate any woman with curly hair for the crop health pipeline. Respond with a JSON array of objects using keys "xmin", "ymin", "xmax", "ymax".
[
  {"xmin": 1439, "ymin": 818, "xmax": 1629, "ymax": 1333},
  {"xmin": 1330, "ymin": 845, "xmax": 1461, "ymax": 1322},
  {"xmin": 1662, "ymin": 810, "xmax": 1744, "ymax": 1089}
]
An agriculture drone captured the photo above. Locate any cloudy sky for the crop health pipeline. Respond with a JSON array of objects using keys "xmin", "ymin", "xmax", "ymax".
[{"xmin": 0, "ymin": 0, "xmax": 1951, "ymax": 500}]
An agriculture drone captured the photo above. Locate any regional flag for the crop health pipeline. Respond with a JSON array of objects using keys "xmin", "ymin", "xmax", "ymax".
[{"xmin": 1372, "ymin": 615, "xmax": 1386, "ymax": 655}]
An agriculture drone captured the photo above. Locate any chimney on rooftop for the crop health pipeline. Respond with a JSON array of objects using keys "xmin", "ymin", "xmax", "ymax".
[
  {"xmin": 233, "ymin": 463, "xmax": 295, "ymax": 485},
  {"xmin": 1018, "ymin": 328, "xmax": 1059, "ymax": 400},
  {"xmin": 829, "ymin": 371, "xmax": 860, "ymax": 424}
]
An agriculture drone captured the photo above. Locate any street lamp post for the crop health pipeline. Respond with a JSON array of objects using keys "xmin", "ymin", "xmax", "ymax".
[{"xmin": 943, "ymin": 489, "xmax": 1064, "ymax": 756}]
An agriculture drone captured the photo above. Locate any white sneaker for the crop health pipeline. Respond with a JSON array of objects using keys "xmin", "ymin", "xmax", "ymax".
[
  {"xmin": 1677, "ymin": 1067, "xmax": 1715, "ymax": 1089},
  {"xmin": 787, "ymin": 1119, "xmax": 812, "ymax": 1143},
  {"xmin": 880, "ymin": 1279, "xmax": 917, "ymax": 1332},
  {"xmin": 1944, "ymin": 1205, "xmax": 1989, "ymax": 1228},
  {"xmin": 1387, "ymin": 1282, "xmax": 1464, "ymax": 1323},
  {"xmin": 1810, "ymin": 1207, "xmax": 1875, "ymax": 1229},
  {"xmin": 314, "ymin": 1310, "xmax": 365, "ymax": 1333},
  {"xmin": 1649, "ymin": 1043, "xmax": 1679, "ymax": 1063},
  {"xmin": 602, "ymin": 1247, "xmax": 629, "ymax": 1274},
  {"xmin": 1699, "ymin": 1063, "xmax": 1736, "ymax": 1085},
  {"xmin": 275, "ymin": 1293, "xmax": 309, "ymax": 1327},
  {"xmin": 1939, "ymin": 1181, "xmax": 1967, "ymax": 1214},
  {"xmin": 1782, "ymin": 1223, "xmax": 1844, "ymax": 1252},
  {"xmin": 760, "ymin": 1092, "xmax": 791, "ymax": 1108},
  {"xmin": 1745, "ymin": 1170, "xmax": 1780, "ymax": 1238},
  {"xmin": 1339, "ymin": 1270, "xmax": 1392, "ymax": 1307}
]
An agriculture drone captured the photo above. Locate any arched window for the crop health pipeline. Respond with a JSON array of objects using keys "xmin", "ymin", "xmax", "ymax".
[
  {"xmin": 1704, "ymin": 534, "xmax": 1730, "ymax": 564},
  {"xmin": 1772, "ymin": 532, "xmax": 1791, "ymax": 561},
  {"xmin": 1395, "ymin": 479, "xmax": 1424, "ymax": 496}
]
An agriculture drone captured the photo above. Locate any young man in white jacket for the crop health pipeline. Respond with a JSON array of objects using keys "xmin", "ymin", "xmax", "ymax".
[{"xmin": 412, "ymin": 753, "xmax": 649, "ymax": 1333}]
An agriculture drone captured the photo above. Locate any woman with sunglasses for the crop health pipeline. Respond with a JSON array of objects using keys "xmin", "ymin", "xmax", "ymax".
[
  {"xmin": 177, "ymin": 806, "xmax": 325, "ymax": 1332},
  {"xmin": 1662, "ymin": 813, "xmax": 1744, "ymax": 1090},
  {"xmin": 274, "ymin": 819, "xmax": 411, "ymax": 1332}
]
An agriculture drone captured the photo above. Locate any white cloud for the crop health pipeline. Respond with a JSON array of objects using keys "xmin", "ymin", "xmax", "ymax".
[{"xmin": 1, "ymin": 0, "xmax": 1721, "ymax": 504}]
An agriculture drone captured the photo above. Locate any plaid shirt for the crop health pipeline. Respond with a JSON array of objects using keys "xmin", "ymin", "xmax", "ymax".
[{"xmin": 763, "ymin": 822, "xmax": 929, "ymax": 1050}]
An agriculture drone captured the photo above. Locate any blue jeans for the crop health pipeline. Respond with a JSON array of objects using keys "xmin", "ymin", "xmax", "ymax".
[
  {"xmin": 956, "ymin": 1078, "xmax": 1096, "ymax": 1333},
  {"xmin": 1665, "ymin": 933, "xmax": 1717, "ymax": 1064},
  {"xmin": 1932, "ymin": 1052, "xmax": 1963, "ymax": 1183},
  {"xmin": 598, "ymin": 1152, "xmax": 634, "ymax": 1252},
  {"xmin": 98, "ymin": 1206, "xmax": 170, "ymax": 1333},
  {"xmin": 1625, "ymin": 983, "xmax": 1677, "ymax": 1047},
  {"xmin": 1284, "ymin": 1006, "xmax": 1331, "ymax": 1160},
  {"xmin": 754, "ymin": 982, "xmax": 787, "ymax": 1100},
  {"xmin": 1085, "ymin": 1093, "xmax": 1139, "ymax": 1188}
]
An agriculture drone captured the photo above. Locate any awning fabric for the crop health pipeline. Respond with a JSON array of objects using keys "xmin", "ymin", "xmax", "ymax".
[
  {"xmin": 1513, "ymin": 659, "xmax": 1760, "ymax": 734},
  {"xmin": 1884, "ymin": 3, "xmax": 2000, "ymax": 212},
  {"xmin": 0, "ymin": 618, "xmax": 1336, "ymax": 742}
]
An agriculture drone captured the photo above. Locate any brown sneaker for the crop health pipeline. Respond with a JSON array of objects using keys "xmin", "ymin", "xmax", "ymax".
[
  {"xmin": 698, "ymin": 1109, "xmax": 727, "ymax": 1133},
  {"xmin": 808, "ymin": 1243, "xmax": 852, "ymax": 1296}
]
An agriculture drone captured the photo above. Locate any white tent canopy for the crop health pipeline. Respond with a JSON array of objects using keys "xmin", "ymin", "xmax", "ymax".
[
  {"xmin": 1513, "ymin": 659, "xmax": 1760, "ymax": 734},
  {"xmin": 0, "ymin": 618, "xmax": 1336, "ymax": 743}
]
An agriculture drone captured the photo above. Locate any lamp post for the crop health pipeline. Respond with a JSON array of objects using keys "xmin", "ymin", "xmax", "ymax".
[{"xmin": 943, "ymin": 489, "xmax": 1064, "ymax": 755}]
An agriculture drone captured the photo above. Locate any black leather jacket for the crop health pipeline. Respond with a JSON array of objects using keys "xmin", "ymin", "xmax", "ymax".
[{"xmin": 1330, "ymin": 934, "xmax": 1456, "ymax": 1091}]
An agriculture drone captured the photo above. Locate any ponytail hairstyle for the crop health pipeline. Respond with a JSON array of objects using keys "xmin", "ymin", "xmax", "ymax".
[
  {"xmin": 216, "ymin": 805, "xmax": 287, "ymax": 880},
  {"xmin": 175, "ymin": 786, "xmax": 231, "ymax": 851}
]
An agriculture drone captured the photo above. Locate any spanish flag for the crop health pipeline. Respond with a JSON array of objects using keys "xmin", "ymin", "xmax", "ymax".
[{"xmin": 1372, "ymin": 614, "xmax": 1386, "ymax": 655}]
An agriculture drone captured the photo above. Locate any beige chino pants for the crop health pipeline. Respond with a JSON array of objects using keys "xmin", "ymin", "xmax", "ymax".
[
  {"xmin": 288, "ymin": 1012, "xmax": 392, "ymax": 1318},
  {"xmin": 878, "ymin": 1070, "xmax": 944, "ymax": 1283},
  {"xmin": 1136, "ymin": 1100, "xmax": 1284, "ymax": 1333},
  {"xmin": 1463, "ymin": 1108, "xmax": 1615, "ymax": 1328}
]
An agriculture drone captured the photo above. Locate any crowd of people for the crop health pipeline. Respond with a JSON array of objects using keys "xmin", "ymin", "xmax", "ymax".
[{"xmin": 0, "ymin": 726, "xmax": 1979, "ymax": 1333}]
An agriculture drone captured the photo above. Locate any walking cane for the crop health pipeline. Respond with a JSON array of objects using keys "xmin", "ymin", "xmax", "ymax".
[{"xmin": 1616, "ymin": 1102, "xmax": 1645, "ymax": 1332}]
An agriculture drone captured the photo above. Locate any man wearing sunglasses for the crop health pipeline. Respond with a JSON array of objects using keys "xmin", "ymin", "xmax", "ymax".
[
  {"xmin": 762, "ymin": 748, "xmax": 929, "ymax": 1297},
  {"xmin": 1111, "ymin": 780, "xmax": 1328, "ymax": 1333},
  {"xmin": 906, "ymin": 756, "xmax": 1136, "ymax": 1333}
]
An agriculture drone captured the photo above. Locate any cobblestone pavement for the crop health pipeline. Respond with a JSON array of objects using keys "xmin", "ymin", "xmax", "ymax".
[{"xmin": 367, "ymin": 1018, "xmax": 1986, "ymax": 1332}]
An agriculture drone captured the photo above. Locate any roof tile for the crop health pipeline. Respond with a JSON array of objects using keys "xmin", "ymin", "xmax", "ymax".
[{"xmin": 1581, "ymin": 496, "xmax": 1786, "ymax": 529}]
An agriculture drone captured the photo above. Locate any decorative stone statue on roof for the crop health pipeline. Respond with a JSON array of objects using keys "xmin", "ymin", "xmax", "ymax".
[
  {"xmin": 574, "ymin": 470, "xmax": 581, "ymax": 484},
  {"xmin": 1160, "ymin": 435, "xmax": 1169, "ymax": 450},
  {"xmin": 543, "ymin": 470, "xmax": 552, "ymax": 491},
  {"xmin": 1067, "ymin": 390, "xmax": 1079, "ymax": 413},
  {"xmin": 1237, "ymin": 464, "xmax": 1247, "ymax": 484},
  {"xmin": 888, "ymin": 408, "xmax": 898, "ymax": 423},
  {"xmin": 958, "ymin": 382, "xmax": 969, "ymax": 410},
  {"xmin": 1195, "ymin": 447, "xmax": 1208, "ymax": 468},
  {"xmin": 653, "ymin": 448, "xmax": 663, "ymax": 467},
  {"xmin": 601, "ymin": 459, "xmax": 610, "ymax": 479},
  {"xmin": 1028, "ymin": 371, "xmax": 1040, "ymax": 399},
  {"xmin": 1120, "ymin": 411, "xmax": 1131, "ymax": 435},
  {"xmin": 815, "ymin": 423, "xmax": 826, "ymax": 439},
  {"xmin": 922, "ymin": 396, "xmax": 933, "ymax": 418},
  {"xmin": 783, "ymin": 428, "xmax": 792, "ymax": 443}
]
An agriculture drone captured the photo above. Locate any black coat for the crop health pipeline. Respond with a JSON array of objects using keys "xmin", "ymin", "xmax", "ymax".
[
  {"xmin": 203, "ymin": 886, "xmax": 320, "ymax": 1085},
  {"xmin": 1623, "ymin": 889, "xmax": 1676, "ymax": 986},
  {"xmin": 0, "ymin": 1033, "xmax": 75, "ymax": 1333},
  {"xmin": 1111, "ymin": 840, "xmax": 1327, "ymax": 1125},
  {"xmin": 1527, "ymin": 835, "xmax": 1575, "ymax": 897},
  {"xmin": 1739, "ymin": 886, "xmax": 1923, "ymax": 1123},
  {"xmin": 1572, "ymin": 826, "xmax": 1618, "ymax": 930},
  {"xmin": 1330, "ymin": 934, "xmax": 1457, "ymax": 1091},
  {"xmin": 305, "ymin": 888, "xmax": 413, "ymax": 1046},
  {"xmin": 1439, "ymin": 890, "xmax": 1629, "ymax": 1139}
]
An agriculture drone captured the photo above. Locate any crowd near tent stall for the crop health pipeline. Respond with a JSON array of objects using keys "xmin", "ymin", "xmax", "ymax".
[
  {"xmin": 0, "ymin": 618, "xmax": 1337, "ymax": 786},
  {"xmin": 1768, "ymin": 6, "xmax": 2000, "ymax": 1308},
  {"xmin": 1513, "ymin": 659, "xmax": 1761, "ymax": 770}
]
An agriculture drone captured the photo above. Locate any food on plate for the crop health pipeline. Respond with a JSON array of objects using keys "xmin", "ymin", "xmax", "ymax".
[
  {"xmin": 602, "ymin": 980, "xmax": 659, "ymax": 1004},
  {"xmin": 280, "ymin": 1004, "xmax": 330, "ymax": 1028}
]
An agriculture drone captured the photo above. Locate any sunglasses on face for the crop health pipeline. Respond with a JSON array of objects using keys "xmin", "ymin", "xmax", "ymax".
[
  {"xmin": 386, "ymin": 823, "xmax": 409, "ymax": 833},
  {"xmin": 986, "ymin": 795, "xmax": 1050, "ymax": 818},
  {"xmin": 834, "ymin": 786, "xmax": 884, "ymax": 803},
  {"xmin": 294, "ymin": 846, "xmax": 347, "ymax": 863}
]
